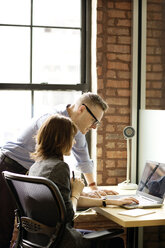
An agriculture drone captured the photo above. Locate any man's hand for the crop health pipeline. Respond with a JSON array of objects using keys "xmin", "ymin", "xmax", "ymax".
[
  {"xmin": 81, "ymin": 189, "xmax": 118, "ymax": 198},
  {"xmin": 83, "ymin": 172, "xmax": 118, "ymax": 198},
  {"xmin": 99, "ymin": 188, "xmax": 118, "ymax": 196},
  {"xmin": 81, "ymin": 191, "xmax": 101, "ymax": 198}
]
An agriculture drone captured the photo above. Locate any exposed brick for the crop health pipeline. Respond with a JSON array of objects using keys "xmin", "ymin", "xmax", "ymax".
[
  {"xmin": 106, "ymin": 53, "xmax": 117, "ymax": 60},
  {"xmin": 147, "ymin": 38, "xmax": 161, "ymax": 46},
  {"xmin": 97, "ymin": 174, "xmax": 103, "ymax": 185},
  {"xmin": 106, "ymin": 177, "xmax": 117, "ymax": 185},
  {"xmin": 146, "ymin": 72, "xmax": 163, "ymax": 80},
  {"xmin": 106, "ymin": 70, "xmax": 117, "ymax": 78},
  {"xmin": 106, "ymin": 80, "xmax": 129, "ymax": 88},
  {"xmin": 97, "ymin": 52, "xmax": 103, "ymax": 62},
  {"xmin": 97, "ymin": 134, "xmax": 104, "ymax": 144},
  {"xmin": 117, "ymin": 89, "xmax": 130, "ymax": 97},
  {"xmin": 97, "ymin": 78, "xmax": 104, "ymax": 89},
  {"xmin": 116, "ymin": 124, "xmax": 127, "ymax": 132},
  {"xmin": 148, "ymin": 11, "xmax": 163, "ymax": 21},
  {"xmin": 117, "ymin": 107, "xmax": 130, "ymax": 114},
  {"xmin": 116, "ymin": 19, "xmax": 131, "ymax": 27},
  {"xmin": 108, "ymin": 10, "xmax": 126, "ymax": 18},
  {"xmin": 105, "ymin": 142, "xmax": 115, "ymax": 149},
  {"xmin": 116, "ymin": 54, "xmax": 131, "ymax": 62},
  {"xmin": 117, "ymin": 71, "xmax": 131, "ymax": 79},
  {"xmin": 105, "ymin": 115, "xmax": 129, "ymax": 124},
  {"xmin": 106, "ymin": 151, "xmax": 127, "ymax": 159},
  {"xmin": 97, "ymin": 23, "xmax": 103, "ymax": 35},
  {"xmin": 148, "ymin": 3, "xmax": 162, "ymax": 12},
  {"xmin": 105, "ymin": 88, "xmax": 116, "ymax": 97},
  {"xmin": 106, "ymin": 132, "xmax": 123, "ymax": 140},
  {"xmin": 97, "ymin": 147, "xmax": 102, "ymax": 157},
  {"xmin": 97, "ymin": 66, "xmax": 103, "ymax": 76},
  {"xmin": 97, "ymin": 159, "xmax": 104, "ymax": 172},
  {"xmin": 107, "ymin": 2, "xmax": 114, "ymax": 9},
  {"xmin": 116, "ymin": 142, "xmax": 126, "ymax": 149},
  {"xmin": 97, "ymin": 37, "xmax": 103, "ymax": 49},
  {"xmin": 146, "ymin": 90, "xmax": 162, "ymax": 98},
  {"xmin": 106, "ymin": 97, "xmax": 129, "ymax": 106},
  {"xmin": 118, "ymin": 36, "xmax": 131, "ymax": 44},
  {"xmin": 147, "ymin": 55, "xmax": 161, "ymax": 63},
  {"xmin": 147, "ymin": 82, "xmax": 162, "ymax": 89},
  {"xmin": 117, "ymin": 176, "xmax": 126, "ymax": 184},
  {"xmin": 105, "ymin": 106, "xmax": 116, "ymax": 114},
  {"xmin": 97, "ymin": 10, "xmax": 103, "ymax": 22},
  {"xmin": 107, "ymin": 61, "xmax": 129, "ymax": 70},
  {"xmin": 107, "ymin": 44, "xmax": 130, "ymax": 54},
  {"xmin": 105, "ymin": 124, "xmax": 116, "ymax": 132},
  {"xmin": 107, "ymin": 36, "xmax": 117, "ymax": 44},
  {"xmin": 117, "ymin": 160, "xmax": 127, "ymax": 168},
  {"xmin": 107, "ymin": 168, "xmax": 126, "ymax": 177},
  {"xmin": 146, "ymin": 64, "xmax": 152, "ymax": 72},
  {"xmin": 152, "ymin": 64, "xmax": 163, "ymax": 72},
  {"xmin": 105, "ymin": 160, "xmax": 116, "ymax": 168},
  {"xmin": 115, "ymin": 2, "xmax": 131, "ymax": 10}
]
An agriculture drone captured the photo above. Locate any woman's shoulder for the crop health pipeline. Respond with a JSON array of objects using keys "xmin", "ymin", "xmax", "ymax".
[
  {"xmin": 47, "ymin": 158, "xmax": 69, "ymax": 168},
  {"xmin": 29, "ymin": 158, "xmax": 69, "ymax": 178}
]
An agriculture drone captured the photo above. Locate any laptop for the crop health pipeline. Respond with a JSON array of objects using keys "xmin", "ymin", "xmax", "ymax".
[{"xmin": 106, "ymin": 161, "xmax": 165, "ymax": 209}]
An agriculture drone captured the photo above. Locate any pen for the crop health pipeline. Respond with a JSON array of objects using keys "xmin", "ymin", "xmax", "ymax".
[{"xmin": 72, "ymin": 171, "xmax": 75, "ymax": 181}]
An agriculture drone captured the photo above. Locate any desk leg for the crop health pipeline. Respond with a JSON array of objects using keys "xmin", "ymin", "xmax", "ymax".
[{"xmin": 127, "ymin": 227, "xmax": 138, "ymax": 248}]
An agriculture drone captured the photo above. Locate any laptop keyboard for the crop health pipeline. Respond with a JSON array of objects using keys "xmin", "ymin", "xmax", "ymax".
[{"xmin": 126, "ymin": 195, "xmax": 158, "ymax": 207}]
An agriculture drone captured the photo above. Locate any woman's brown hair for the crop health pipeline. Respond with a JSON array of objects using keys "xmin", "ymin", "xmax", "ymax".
[{"xmin": 31, "ymin": 114, "xmax": 77, "ymax": 161}]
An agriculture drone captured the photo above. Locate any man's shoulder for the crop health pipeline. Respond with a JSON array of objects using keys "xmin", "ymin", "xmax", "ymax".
[{"xmin": 45, "ymin": 104, "xmax": 69, "ymax": 117}]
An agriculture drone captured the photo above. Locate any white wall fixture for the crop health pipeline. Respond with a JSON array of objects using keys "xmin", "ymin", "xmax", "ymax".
[{"xmin": 118, "ymin": 126, "xmax": 138, "ymax": 190}]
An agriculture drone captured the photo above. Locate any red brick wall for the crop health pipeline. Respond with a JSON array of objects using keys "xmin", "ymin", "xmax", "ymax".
[
  {"xmin": 146, "ymin": 0, "xmax": 165, "ymax": 110},
  {"xmin": 96, "ymin": 1, "xmax": 165, "ymax": 248},
  {"xmin": 96, "ymin": 0, "xmax": 132, "ymax": 186}
]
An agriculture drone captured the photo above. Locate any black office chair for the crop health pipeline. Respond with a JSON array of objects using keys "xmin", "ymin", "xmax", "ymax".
[{"xmin": 2, "ymin": 171, "xmax": 124, "ymax": 248}]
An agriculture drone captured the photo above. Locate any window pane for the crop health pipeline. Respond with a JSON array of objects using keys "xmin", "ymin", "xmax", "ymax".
[
  {"xmin": 0, "ymin": 0, "xmax": 30, "ymax": 25},
  {"xmin": 0, "ymin": 27, "xmax": 30, "ymax": 83},
  {"xmin": 33, "ymin": 0, "xmax": 81, "ymax": 27},
  {"xmin": 33, "ymin": 90, "xmax": 82, "ymax": 116},
  {"xmin": 32, "ymin": 28, "xmax": 80, "ymax": 84},
  {"xmin": 0, "ymin": 91, "xmax": 31, "ymax": 146}
]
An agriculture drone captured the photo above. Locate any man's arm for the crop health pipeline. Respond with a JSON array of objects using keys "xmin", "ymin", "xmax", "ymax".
[{"xmin": 83, "ymin": 172, "xmax": 97, "ymax": 190}]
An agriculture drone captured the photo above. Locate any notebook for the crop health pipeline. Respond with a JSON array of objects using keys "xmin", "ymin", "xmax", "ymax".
[
  {"xmin": 118, "ymin": 209, "xmax": 156, "ymax": 217},
  {"xmin": 107, "ymin": 161, "xmax": 165, "ymax": 209}
]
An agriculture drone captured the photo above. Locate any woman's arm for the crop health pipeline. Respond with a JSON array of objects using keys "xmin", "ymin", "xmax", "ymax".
[
  {"xmin": 77, "ymin": 196, "xmax": 139, "ymax": 208},
  {"xmin": 70, "ymin": 178, "xmax": 85, "ymax": 212}
]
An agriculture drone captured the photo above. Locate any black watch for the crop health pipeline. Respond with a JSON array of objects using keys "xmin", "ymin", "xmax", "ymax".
[{"xmin": 102, "ymin": 197, "xmax": 107, "ymax": 207}]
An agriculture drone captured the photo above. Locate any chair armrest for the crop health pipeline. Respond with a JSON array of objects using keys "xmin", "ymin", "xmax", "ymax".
[{"xmin": 83, "ymin": 228, "xmax": 124, "ymax": 240}]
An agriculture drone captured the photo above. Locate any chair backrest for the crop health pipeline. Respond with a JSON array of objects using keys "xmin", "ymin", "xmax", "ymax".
[{"xmin": 2, "ymin": 171, "xmax": 67, "ymax": 248}]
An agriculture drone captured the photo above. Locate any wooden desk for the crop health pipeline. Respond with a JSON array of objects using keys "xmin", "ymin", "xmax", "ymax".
[
  {"xmin": 94, "ymin": 204, "xmax": 165, "ymax": 228},
  {"xmin": 92, "ymin": 186, "xmax": 165, "ymax": 248},
  {"xmin": 76, "ymin": 186, "xmax": 165, "ymax": 248}
]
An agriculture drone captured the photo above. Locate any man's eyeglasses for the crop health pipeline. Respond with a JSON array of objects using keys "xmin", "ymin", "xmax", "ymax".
[{"xmin": 82, "ymin": 104, "xmax": 100, "ymax": 126}]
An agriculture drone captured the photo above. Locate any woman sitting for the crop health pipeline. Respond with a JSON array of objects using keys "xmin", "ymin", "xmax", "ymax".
[{"xmin": 29, "ymin": 114, "xmax": 137, "ymax": 248}]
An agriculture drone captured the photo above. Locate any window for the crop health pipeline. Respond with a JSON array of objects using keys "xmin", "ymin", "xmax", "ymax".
[{"xmin": 0, "ymin": 0, "xmax": 91, "ymax": 146}]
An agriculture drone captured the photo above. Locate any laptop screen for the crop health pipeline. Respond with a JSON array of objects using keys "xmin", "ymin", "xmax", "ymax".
[{"xmin": 138, "ymin": 161, "xmax": 165, "ymax": 199}]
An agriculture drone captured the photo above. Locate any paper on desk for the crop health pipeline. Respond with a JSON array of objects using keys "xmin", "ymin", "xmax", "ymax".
[{"xmin": 118, "ymin": 209, "xmax": 156, "ymax": 217}]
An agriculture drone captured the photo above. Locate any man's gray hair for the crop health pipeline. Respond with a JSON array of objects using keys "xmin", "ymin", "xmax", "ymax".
[{"xmin": 76, "ymin": 92, "xmax": 108, "ymax": 112}]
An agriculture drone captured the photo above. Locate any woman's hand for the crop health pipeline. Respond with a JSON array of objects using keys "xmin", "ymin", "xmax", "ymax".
[
  {"xmin": 71, "ymin": 178, "xmax": 85, "ymax": 199},
  {"xmin": 107, "ymin": 197, "xmax": 139, "ymax": 206}
]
